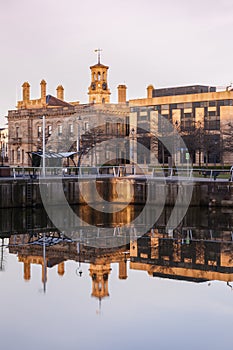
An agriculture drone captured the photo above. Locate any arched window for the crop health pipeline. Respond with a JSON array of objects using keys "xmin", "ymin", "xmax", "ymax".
[
  {"xmin": 17, "ymin": 147, "xmax": 20, "ymax": 162},
  {"xmin": 97, "ymin": 72, "xmax": 101, "ymax": 81},
  {"xmin": 58, "ymin": 124, "xmax": 62, "ymax": 136},
  {"xmin": 22, "ymin": 149, "xmax": 24, "ymax": 164}
]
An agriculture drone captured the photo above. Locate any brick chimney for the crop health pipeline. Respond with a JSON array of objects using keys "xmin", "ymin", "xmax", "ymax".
[
  {"xmin": 117, "ymin": 84, "xmax": 127, "ymax": 103},
  {"xmin": 56, "ymin": 85, "xmax": 64, "ymax": 101}
]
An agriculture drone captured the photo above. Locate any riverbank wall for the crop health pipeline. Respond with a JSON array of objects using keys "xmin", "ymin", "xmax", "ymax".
[{"xmin": 0, "ymin": 177, "xmax": 233, "ymax": 208}]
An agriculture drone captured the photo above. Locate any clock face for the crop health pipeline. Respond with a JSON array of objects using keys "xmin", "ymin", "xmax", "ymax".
[
  {"xmin": 91, "ymin": 83, "xmax": 96, "ymax": 90},
  {"xmin": 102, "ymin": 82, "xmax": 107, "ymax": 90}
]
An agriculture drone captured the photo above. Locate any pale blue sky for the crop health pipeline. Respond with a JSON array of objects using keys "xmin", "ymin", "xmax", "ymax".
[{"xmin": 1, "ymin": 0, "xmax": 233, "ymax": 125}]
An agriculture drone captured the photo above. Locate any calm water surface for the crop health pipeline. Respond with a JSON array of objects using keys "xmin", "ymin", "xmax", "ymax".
[{"xmin": 0, "ymin": 206, "xmax": 233, "ymax": 350}]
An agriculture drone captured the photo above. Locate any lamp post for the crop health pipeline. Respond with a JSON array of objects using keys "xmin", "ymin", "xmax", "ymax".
[
  {"xmin": 76, "ymin": 116, "xmax": 82, "ymax": 153},
  {"xmin": 131, "ymin": 128, "xmax": 135, "ymax": 175},
  {"xmin": 38, "ymin": 115, "xmax": 46, "ymax": 176},
  {"xmin": 42, "ymin": 115, "xmax": 46, "ymax": 177},
  {"xmin": 1, "ymin": 140, "xmax": 4, "ymax": 167}
]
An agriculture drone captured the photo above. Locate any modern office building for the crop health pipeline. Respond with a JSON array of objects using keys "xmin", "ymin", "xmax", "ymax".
[{"xmin": 129, "ymin": 84, "xmax": 233, "ymax": 166}]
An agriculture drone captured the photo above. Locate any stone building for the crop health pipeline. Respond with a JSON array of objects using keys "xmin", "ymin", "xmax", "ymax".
[
  {"xmin": 7, "ymin": 56, "xmax": 130, "ymax": 167},
  {"xmin": 0, "ymin": 126, "xmax": 8, "ymax": 165}
]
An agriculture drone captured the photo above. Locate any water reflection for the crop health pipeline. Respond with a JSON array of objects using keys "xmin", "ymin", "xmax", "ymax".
[{"xmin": 1, "ymin": 205, "xmax": 233, "ymax": 303}]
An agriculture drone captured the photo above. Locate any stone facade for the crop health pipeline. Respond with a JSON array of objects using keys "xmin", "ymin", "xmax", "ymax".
[{"xmin": 8, "ymin": 56, "xmax": 130, "ymax": 167}]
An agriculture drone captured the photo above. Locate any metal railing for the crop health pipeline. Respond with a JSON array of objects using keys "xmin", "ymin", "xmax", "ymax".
[{"xmin": 0, "ymin": 165, "xmax": 231, "ymax": 181}]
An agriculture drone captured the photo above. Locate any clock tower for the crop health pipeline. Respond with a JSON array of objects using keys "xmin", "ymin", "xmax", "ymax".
[{"xmin": 88, "ymin": 49, "xmax": 111, "ymax": 104}]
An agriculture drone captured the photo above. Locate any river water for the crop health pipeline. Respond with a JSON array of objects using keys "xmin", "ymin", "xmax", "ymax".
[{"xmin": 0, "ymin": 205, "xmax": 233, "ymax": 350}]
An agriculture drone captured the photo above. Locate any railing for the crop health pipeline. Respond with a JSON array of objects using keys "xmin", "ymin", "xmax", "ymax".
[{"xmin": 0, "ymin": 165, "xmax": 232, "ymax": 181}]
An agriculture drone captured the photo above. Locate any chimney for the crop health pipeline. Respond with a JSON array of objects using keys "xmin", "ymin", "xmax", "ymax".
[
  {"xmin": 22, "ymin": 82, "xmax": 30, "ymax": 101},
  {"xmin": 40, "ymin": 79, "xmax": 47, "ymax": 102},
  {"xmin": 147, "ymin": 84, "xmax": 154, "ymax": 99},
  {"xmin": 56, "ymin": 85, "xmax": 64, "ymax": 101},
  {"xmin": 117, "ymin": 84, "xmax": 127, "ymax": 103}
]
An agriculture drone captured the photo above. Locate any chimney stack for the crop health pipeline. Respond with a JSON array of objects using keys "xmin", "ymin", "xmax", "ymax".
[
  {"xmin": 147, "ymin": 84, "xmax": 154, "ymax": 99},
  {"xmin": 117, "ymin": 84, "xmax": 127, "ymax": 103},
  {"xmin": 56, "ymin": 85, "xmax": 64, "ymax": 101},
  {"xmin": 40, "ymin": 79, "xmax": 47, "ymax": 104},
  {"xmin": 22, "ymin": 82, "xmax": 30, "ymax": 101}
]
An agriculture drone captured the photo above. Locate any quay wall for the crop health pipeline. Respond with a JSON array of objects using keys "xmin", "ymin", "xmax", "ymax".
[{"xmin": 0, "ymin": 177, "xmax": 233, "ymax": 208}]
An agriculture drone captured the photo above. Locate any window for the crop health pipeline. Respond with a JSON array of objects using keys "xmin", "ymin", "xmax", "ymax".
[
  {"xmin": 69, "ymin": 123, "xmax": 74, "ymax": 134},
  {"xmin": 209, "ymin": 100, "xmax": 216, "ymax": 107},
  {"xmin": 22, "ymin": 149, "xmax": 24, "ymax": 164},
  {"xmin": 106, "ymin": 145, "xmax": 110, "ymax": 160},
  {"xmin": 106, "ymin": 122, "xmax": 110, "ymax": 134},
  {"xmin": 17, "ymin": 148, "xmax": 20, "ymax": 162},
  {"xmin": 11, "ymin": 150, "xmax": 14, "ymax": 163},
  {"xmin": 161, "ymin": 104, "xmax": 169, "ymax": 111},
  {"xmin": 58, "ymin": 125, "xmax": 62, "ymax": 136},
  {"xmin": 38, "ymin": 126, "xmax": 42, "ymax": 137},
  {"xmin": 84, "ymin": 122, "xmax": 89, "ymax": 132},
  {"xmin": 208, "ymin": 111, "xmax": 216, "ymax": 117},
  {"xmin": 16, "ymin": 127, "xmax": 19, "ymax": 138},
  {"xmin": 48, "ymin": 125, "xmax": 52, "ymax": 136},
  {"xmin": 117, "ymin": 123, "xmax": 121, "ymax": 136}
]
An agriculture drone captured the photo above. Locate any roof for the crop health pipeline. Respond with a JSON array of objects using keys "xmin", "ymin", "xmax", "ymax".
[
  {"xmin": 90, "ymin": 63, "xmax": 109, "ymax": 69},
  {"xmin": 152, "ymin": 85, "xmax": 216, "ymax": 98},
  {"xmin": 46, "ymin": 95, "xmax": 73, "ymax": 107},
  {"xmin": 29, "ymin": 151, "xmax": 77, "ymax": 159}
]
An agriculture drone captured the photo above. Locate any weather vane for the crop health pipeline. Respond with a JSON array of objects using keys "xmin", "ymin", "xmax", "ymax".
[{"xmin": 94, "ymin": 48, "xmax": 102, "ymax": 64}]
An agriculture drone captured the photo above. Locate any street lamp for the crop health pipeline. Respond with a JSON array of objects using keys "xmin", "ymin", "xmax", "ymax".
[
  {"xmin": 76, "ymin": 116, "xmax": 82, "ymax": 153},
  {"xmin": 39, "ymin": 115, "xmax": 46, "ymax": 176},
  {"xmin": 42, "ymin": 115, "xmax": 45, "ymax": 176}
]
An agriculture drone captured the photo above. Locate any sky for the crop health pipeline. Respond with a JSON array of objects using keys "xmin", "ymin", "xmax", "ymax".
[{"xmin": 1, "ymin": 0, "xmax": 233, "ymax": 126}]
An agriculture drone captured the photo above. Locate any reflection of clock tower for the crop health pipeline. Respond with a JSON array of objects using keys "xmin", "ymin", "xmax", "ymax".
[
  {"xmin": 88, "ymin": 49, "xmax": 111, "ymax": 104},
  {"xmin": 89, "ymin": 263, "xmax": 111, "ymax": 299}
]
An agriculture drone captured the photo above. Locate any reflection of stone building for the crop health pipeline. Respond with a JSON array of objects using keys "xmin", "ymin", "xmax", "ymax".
[{"xmin": 9, "ymin": 233, "xmax": 128, "ymax": 301}]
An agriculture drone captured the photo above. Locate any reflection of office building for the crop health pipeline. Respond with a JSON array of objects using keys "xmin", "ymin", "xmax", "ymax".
[{"xmin": 130, "ymin": 230, "xmax": 233, "ymax": 283}]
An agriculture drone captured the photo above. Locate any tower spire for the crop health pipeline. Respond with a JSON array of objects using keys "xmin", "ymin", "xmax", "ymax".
[{"xmin": 94, "ymin": 48, "xmax": 102, "ymax": 64}]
